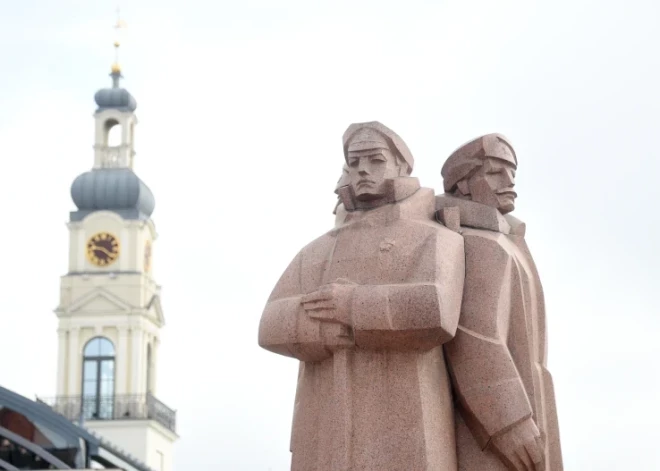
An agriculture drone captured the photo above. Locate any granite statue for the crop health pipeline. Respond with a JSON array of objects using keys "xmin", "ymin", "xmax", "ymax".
[
  {"xmin": 438, "ymin": 134, "xmax": 563, "ymax": 471},
  {"xmin": 258, "ymin": 124, "xmax": 563, "ymax": 470},
  {"xmin": 260, "ymin": 122, "xmax": 465, "ymax": 470}
]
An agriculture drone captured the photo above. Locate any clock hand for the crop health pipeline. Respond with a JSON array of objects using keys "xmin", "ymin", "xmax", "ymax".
[{"xmin": 89, "ymin": 245, "xmax": 117, "ymax": 257}]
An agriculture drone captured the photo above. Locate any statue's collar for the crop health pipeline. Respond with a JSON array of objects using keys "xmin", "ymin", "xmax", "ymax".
[
  {"xmin": 435, "ymin": 194, "xmax": 526, "ymax": 236},
  {"xmin": 336, "ymin": 178, "xmax": 435, "ymax": 225}
]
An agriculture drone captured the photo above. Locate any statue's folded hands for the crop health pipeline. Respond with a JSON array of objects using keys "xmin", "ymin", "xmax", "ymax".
[
  {"xmin": 258, "ymin": 123, "xmax": 563, "ymax": 471},
  {"xmin": 301, "ymin": 278, "xmax": 356, "ymax": 327}
]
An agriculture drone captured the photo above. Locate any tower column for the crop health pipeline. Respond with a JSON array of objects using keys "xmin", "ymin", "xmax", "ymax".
[
  {"xmin": 131, "ymin": 328, "xmax": 143, "ymax": 394},
  {"xmin": 116, "ymin": 327, "xmax": 129, "ymax": 395},
  {"xmin": 67, "ymin": 327, "xmax": 80, "ymax": 395},
  {"xmin": 56, "ymin": 329, "xmax": 67, "ymax": 396},
  {"xmin": 151, "ymin": 337, "xmax": 159, "ymax": 395},
  {"xmin": 77, "ymin": 229, "xmax": 86, "ymax": 271}
]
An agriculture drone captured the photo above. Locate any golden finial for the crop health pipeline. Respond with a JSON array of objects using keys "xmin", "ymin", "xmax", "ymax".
[{"xmin": 111, "ymin": 6, "xmax": 126, "ymax": 77}]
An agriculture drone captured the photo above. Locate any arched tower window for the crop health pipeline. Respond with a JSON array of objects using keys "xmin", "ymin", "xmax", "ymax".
[
  {"xmin": 82, "ymin": 337, "xmax": 115, "ymax": 420},
  {"xmin": 105, "ymin": 119, "xmax": 122, "ymax": 146}
]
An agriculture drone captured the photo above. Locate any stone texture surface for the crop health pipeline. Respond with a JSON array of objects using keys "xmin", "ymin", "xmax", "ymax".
[
  {"xmin": 441, "ymin": 133, "xmax": 518, "ymax": 215},
  {"xmin": 440, "ymin": 135, "xmax": 563, "ymax": 471},
  {"xmin": 260, "ymin": 122, "xmax": 465, "ymax": 470},
  {"xmin": 259, "ymin": 125, "xmax": 563, "ymax": 471}
]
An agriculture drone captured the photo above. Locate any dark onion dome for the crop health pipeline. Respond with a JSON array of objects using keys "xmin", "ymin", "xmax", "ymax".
[
  {"xmin": 94, "ymin": 87, "xmax": 137, "ymax": 112},
  {"xmin": 71, "ymin": 168, "xmax": 155, "ymax": 219},
  {"xmin": 94, "ymin": 69, "xmax": 137, "ymax": 112}
]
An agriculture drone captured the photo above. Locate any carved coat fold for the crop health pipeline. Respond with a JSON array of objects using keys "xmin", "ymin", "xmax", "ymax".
[
  {"xmin": 260, "ymin": 189, "xmax": 466, "ymax": 471},
  {"xmin": 439, "ymin": 196, "xmax": 563, "ymax": 471}
]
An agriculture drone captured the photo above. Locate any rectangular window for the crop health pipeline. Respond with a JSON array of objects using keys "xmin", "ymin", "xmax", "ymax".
[{"xmin": 100, "ymin": 360, "xmax": 114, "ymax": 380}]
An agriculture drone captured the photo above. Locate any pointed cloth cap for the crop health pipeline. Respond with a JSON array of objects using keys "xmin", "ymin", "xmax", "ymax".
[
  {"xmin": 343, "ymin": 121, "xmax": 414, "ymax": 174},
  {"xmin": 441, "ymin": 133, "xmax": 516, "ymax": 192}
]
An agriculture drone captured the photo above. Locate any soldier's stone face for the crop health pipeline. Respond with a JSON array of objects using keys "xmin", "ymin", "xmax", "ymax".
[
  {"xmin": 346, "ymin": 147, "xmax": 400, "ymax": 202},
  {"xmin": 470, "ymin": 157, "xmax": 517, "ymax": 214}
]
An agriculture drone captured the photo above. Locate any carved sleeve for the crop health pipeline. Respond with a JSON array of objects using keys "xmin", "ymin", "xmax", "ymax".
[
  {"xmin": 258, "ymin": 252, "xmax": 331, "ymax": 362},
  {"xmin": 444, "ymin": 234, "xmax": 533, "ymax": 449},
  {"xmin": 351, "ymin": 230, "xmax": 465, "ymax": 351}
]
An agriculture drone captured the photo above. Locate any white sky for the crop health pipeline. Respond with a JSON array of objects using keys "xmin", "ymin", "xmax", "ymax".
[{"xmin": 1, "ymin": 0, "xmax": 659, "ymax": 469}]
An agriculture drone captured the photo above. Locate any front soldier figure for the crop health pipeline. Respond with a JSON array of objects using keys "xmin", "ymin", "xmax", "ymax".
[
  {"xmin": 438, "ymin": 134, "xmax": 564, "ymax": 471},
  {"xmin": 259, "ymin": 122, "xmax": 466, "ymax": 470}
]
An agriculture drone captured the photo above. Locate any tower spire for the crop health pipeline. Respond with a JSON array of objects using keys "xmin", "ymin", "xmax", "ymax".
[{"xmin": 110, "ymin": 6, "xmax": 126, "ymax": 88}]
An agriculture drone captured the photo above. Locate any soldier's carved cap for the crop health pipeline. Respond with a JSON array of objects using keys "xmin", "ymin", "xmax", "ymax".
[
  {"xmin": 441, "ymin": 133, "xmax": 517, "ymax": 192},
  {"xmin": 343, "ymin": 121, "xmax": 414, "ymax": 174}
]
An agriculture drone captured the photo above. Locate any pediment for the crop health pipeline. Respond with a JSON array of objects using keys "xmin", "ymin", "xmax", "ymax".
[
  {"xmin": 146, "ymin": 294, "xmax": 165, "ymax": 327},
  {"xmin": 66, "ymin": 288, "xmax": 133, "ymax": 314}
]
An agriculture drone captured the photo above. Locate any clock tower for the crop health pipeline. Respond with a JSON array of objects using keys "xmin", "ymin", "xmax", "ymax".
[{"xmin": 46, "ymin": 22, "xmax": 178, "ymax": 471}]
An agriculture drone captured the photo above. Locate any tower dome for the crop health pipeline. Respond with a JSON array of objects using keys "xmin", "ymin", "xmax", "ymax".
[
  {"xmin": 70, "ymin": 168, "xmax": 155, "ymax": 221},
  {"xmin": 94, "ymin": 70, "xmax": 137, "ymax": 112},
  {"xmin": 94, "ymin": 87, "xmax": 137, "ymax": 112}
]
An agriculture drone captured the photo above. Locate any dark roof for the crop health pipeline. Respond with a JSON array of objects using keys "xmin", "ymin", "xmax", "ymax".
[
  {"xmin": 94, "ymin": 87, "xmax": 137, "ymax": 112},
  {"xmin": 0, "ymin": 385, "xmax": 154, "ymax": 471},
  {"xmin": 70, "ymin": 168, "xmax": 155, "ymax": 221},
  {"xmin": 93, "ymin": 71, "xmax": 137, "ymax": 113}
]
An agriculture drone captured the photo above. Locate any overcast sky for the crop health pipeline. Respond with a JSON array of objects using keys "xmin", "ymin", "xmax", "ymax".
[{"xmin": 1, "ymin": 0, "xmax": 659, "ymax": 469}]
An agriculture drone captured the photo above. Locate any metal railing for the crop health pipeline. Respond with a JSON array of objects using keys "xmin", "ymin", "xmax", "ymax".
[{"xmin": 39, "ymin": 394, "xmax": 176, "ymax": 434}]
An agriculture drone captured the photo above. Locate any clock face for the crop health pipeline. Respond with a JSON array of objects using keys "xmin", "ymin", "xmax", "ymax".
[
  {"xmin": 144, "ymin": 240, "xmax": 152, "ymax": 272},
  {"xmin": 86, "ymin": 232, "xmax": 120, "ymax": 267}
]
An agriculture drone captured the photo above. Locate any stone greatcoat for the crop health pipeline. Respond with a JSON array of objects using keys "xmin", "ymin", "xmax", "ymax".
[
  {"xmin": 260, "ymin": 183, "xmax": 465, "ymax": 471},
  {"xmin": 437, "ymin": 195, "xmax": 563, "ymax": 471}
]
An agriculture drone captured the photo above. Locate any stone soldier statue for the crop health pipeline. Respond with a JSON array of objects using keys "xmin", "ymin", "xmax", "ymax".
[
  {"xmin": 259, "ymin": 122, "xmax": 466, "ymax": 470},
  {"xmin": 438, "ymin": 134, "xmax": 563, "ymax": 471}
]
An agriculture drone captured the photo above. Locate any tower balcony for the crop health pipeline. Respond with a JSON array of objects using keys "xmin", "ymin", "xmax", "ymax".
[{"xmin": 38, "ymin": 393, "xmax": 176, "ymax": 435}]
